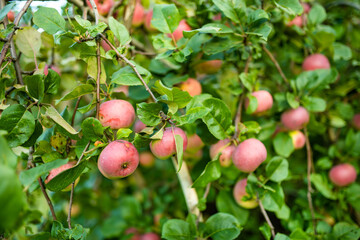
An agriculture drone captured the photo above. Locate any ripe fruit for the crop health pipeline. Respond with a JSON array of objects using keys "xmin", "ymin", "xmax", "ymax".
[
  {"xmin": 86, "ymin": 0, "xmax": 114, "ymax": 16},
  {"xmin": 302, "ymin": 54, "xmax": 330, "ymax": 71},
  {"xmin": 352, "ymin": 114, "xmax": 360, "ymax": 130},
  {"xmin": 150, "ymin": 127, "xmax": 188, "ymax": 159},
  {"xmin": 245, "ymin": 90, "xmax": 273, "ymax": 114},
  {"xmin": 132, "ymin": 2, "xmax": 145, "ymax": 26},
  {"xmin": 99, "ymin": 100, "xmax": 135, "ymax": 129},
  {"xmin": 302, "ymin": 3, "xmax": 311, "ymax": 13},
  {"xmin": 170, "ymin": 19, "xmax": 191, "ymax": 41},
  {"xmin": 44, "ymin": 64, "xmax": 61, "ymax": 76},
  {"xmin": 329, "ymin": 163, "xmax": 357, "ymax": 187},
  {"xmin": 179, "ymin": 78, "xmax": 202, "ymax": 97},
  {"xmin": 125, "ymin": 227, "xmax": 141, "ymax": 240},
  {"xmin": 184, "ymin": 149, "xmax": 203, "ymax": 161},
  {"xmin": 45, "ymin": 161, "xmax": 79, "ymax": 191},
  {"xmin": 233, "ymin": 179, "xmax": 258, "ymax": 209},
  {"xmin": 281, "ymin": 106, "xmax": 310, "ymax": 130},
  {"xmin": 186, "ymin": 133, "xmax": 204, "ymax": 153},
  {"xmin": 144, "ymin": 9, "xmax": 156, "ymax": 31},
  {"xmin": 134, "ymin": 119, "xmax": 146, "ymax": 133},
  {"xmin": 7, "ymin": 11, "xmax": 14, "ymax": 22},
  {"xmin": 140, "ymin": 233, "xmax": 160, "ymax": 240},
  {"xmin": 210, "ymin": 139, "xmax": 235, "ymax": 167},
  {"xmin": 98, "ymin": 140, "xmax": 139, "ymax": 179},
  {"xmin": 232, "ymin": 138, "xmax": 267, "ymax": 172},
  {"xmin": 289, "ymin": 130, "xmax": 306, "ymax": 149},
  {"xmin": 194, "ymin": 60, "xmax": 222, "ymax": 74},
  {"xmin": 101, "ymin": 39, "xmax": 111, "ymax": 52},
  {"xmin": 287, "ymin": 16, "xmax": 302, "ymax": 27},
  {"xmin": 139, "ymin": 152, "xmax": 155, "ymax": 167}
]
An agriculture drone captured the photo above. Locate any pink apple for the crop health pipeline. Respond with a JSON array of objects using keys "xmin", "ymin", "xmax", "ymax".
[
  {"xmin": 99, "ymin": 100, "xmax": 135, "ymax": 129},
  {"xmin": 352, "ymin": 114, "xmax": 360, "ymax": 130},
  {"xmin": 329, "ymin": 163, "xmax": 357, "ymax": 187},
  {"xmin": 7, "ymin": 11, "xmax": 14, "ymax": 22},
  {"xmin": 302, "ymin": 3, "xmax": 311, "ymax": 13},
  {"xmin": 210, "ymin": 139, "xmax": 236, "ymax": 167},
  {"xmin": 140, "ymin": 233, "xmax": 160, "ymax": 240},
  {"xmin": 194, "ymin": 60, "xmax": 222, "ymax": 74},
  {"xmin": 302, "ymin": 54, "xmax": 330, "ymax": 71},
  {"xmin": 44, "ymin": 64, "xmax": 61, "ymax": 76},
  {"xmin": 232, "ymin": 138, "xmax": 267, "ymax": 172},
  {"xmin": 101, "ymin": 39, "xmax": 111, "ymax": 52},
  {"xmin": 132, "ymin": 2, "xmax": 145, "ymax": 27},
  {"xmin": 144, "ymin": 9, "xmax": 156, "ymax": 31},
  {"xmin": 125, "ymin": 228, "xmax": 141, "ymax": 240},
  {"xmin": 289, "ymin": 130, "xmax": 306, "ymax": 149},
  {"xmin": 98, "ymin": 140, "xmax": 139, "ymax": 179},
  {"xmin": 186, "ymin": 133, "xmax": 204, "ymax": 153},
  {"xmin": 281, "ymin": 106, "xmax": 310, "ymax": 130},
  {"xmin": 86, "ymin": 0, "xmax": 114, "ymax": 16},
  {"xmin": 45, "ymin": 161, "xmax": 79, "ymax": 191},
  {"xmin": 134, "ymin": 119, "xmax": 146, "ymax": 133},
  {"xmin": 139, "ymin": 152, "xmax": 155, "ymax": 167},
  {"xmin": 245, "ymin": 90, "xmax": 273, "ymax": 114},
  {"xmin": 233, "ymin": 179, "xmax": 258, "ymax": 209},
  {"xmin": 287, "ymin": 16, "xmax": 303, "ymax": 27},
  {"xmin": 179, "ymin": 78, "xmax": 202, "ymax": 97},
  {"xmin": 150, "ymin": 127, "xmax": 188, "ymax": 159},
  {"xmin": 169, "ymin": 19, "xmax": 192, "ymax": 41}
]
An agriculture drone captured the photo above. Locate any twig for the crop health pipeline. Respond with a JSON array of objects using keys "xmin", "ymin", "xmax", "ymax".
[
  {"xmin": 0, "ymin": 0, "xmax": 34, "ymax": 67},
  {"xmin": 88, "ymin": 0, "xmax": 100, "ymax": 24},
  {"xmin": 262, "ymin": 44, "xmax": 289, "ymax": 86},
  {"xmin": 123, "ymin": 0, "xmax": 136, "ymax": 31},
  {"xmin": 304, "ymin": 127, "xmax": 317, "ymax": 235},
  {"xmin": 71, "ymin": 97, "xmax": 82, "ymax": 126},
  {"xmin": 96, "ymin": 41, "xmax": 101, "ymax": 119},
  {"xmin": 100, "ymin": 34, "xmax": 158, "ymax": 102},
  {"xmin": 258, "ymin": 194, "xmax": 276, "ymax": 239}
]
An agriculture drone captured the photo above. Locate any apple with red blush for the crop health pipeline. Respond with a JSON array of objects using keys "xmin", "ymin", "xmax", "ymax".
[
  {"xmin": 7, "ymin": 11, "xmax": 15, "ymax": 22},
  {"xmin": 139, "ymin": 152, "xmax": 155, "ymax": 167},
  {"xmin": 45, "ymin": 161, "xmax": 79, "ymax": 191},
  {"xmin": 245, "ymin": 90, "xmax": 273, "ymax": 114},
  {"xmin": 134, "ymin": 119, "xmax": 146, "ymax": 133},
  {"xmin": 352, "ymin": 113, "xmax": 360, "ymax": 130},
  {"xmin": 329, "ymin": 163, "xmax": 357, "ymax": 187},
  {"xmin": 289, "ymin": 130, "xmax": 306, "ymax": 149},
  {"xmin": 232, "ymin": 138, "xmax": 267, "ymax": 172},
  {"xmin": 281, "ymin": 106, "xmax": 310, "ymax": 130},
  {"xmin": 179, "ymin": 78, "xmax": 202, "ymax": 97},
  {"xmin": 210, "ymin": 139, "xmax": 235, "ymax": 167},
  {"xmin": 132, "ymin": 2, "xmax": 145, "ymax": 27},
  {"xmin": 194, "ymin": 60, "xmax": 222, "ymax": 74},
  {"xmin": 168, "ymin": 19, "xmax": 191, "ymax": 41},
  {"xmin": 99, "ymin": 100, "xmax": 135, "ymax": 129},
  {"xmin": 233, "ymin": 178, "xmax": 258, "ymax": 209},
  {"xmin": 86, "ymin": 0, "xmax": 114, "ymax": 16},
  {"xmin": 302, "ymin": 54, "xmax": 330, "ymax": 71}
]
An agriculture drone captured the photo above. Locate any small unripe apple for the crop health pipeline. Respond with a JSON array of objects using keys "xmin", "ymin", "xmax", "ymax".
[
  {"xmin": 289, "ymin": 130, "xmax": 306, "ymax": 149},
  {"xmin": 186, "ymin": 133, "xmax": 204, "ymax": 153},
  {"xmin": 352, "ymin": 114, "xmax": 360, "ymax": 130},
  {"xmin": 45, "ymin": 161, "xmax": 79, "ymax": 191},
  {"xmin": 179, "ymin": 78, "xmax": 202, "ymax": 97},
  {"xmin": 86, "ymin": 0, "xmax": 114, "ymax": 16},
  {"xmin": 44, "ymin": 64, "xmax": 61, "ymax": 76},
  {"xmin": 194, "ymin": 60, "xmax": 222, "ymax": 74},
  {"xmin": 210, "ymin": 139, "xmax": 235, "ymax": 167},
  {"xmin": 98, "ymin": 140, "xmax": 139, "ymax": 179},
  {"xmin": 233, "ymin": 179, "xmax": 258, "ymax": 209},
  {"xmin": 245, "ymin": 90, "xmax": 273, "ymax": 114},
  {"xmin": 170, "ymin": 19, "xmax": 192, "ymax": 41},
  {"xmin": 144, "ymin": 9, "xmax": 156, "ymax": 32},
  {"xmin": 232, "ymin": 138, "xmax": 267, "ymax": 172},
  {"xmin": 329, "ymin": 163, "xmax": 357, "ymax": 187},
  {"xmin": 139, "ymin": 152, "xmax": 155, "ymax": 167},
  {"xmin": 101, "ymin": 39, "xmax": 111, "ymax": 52},
  {"xmin": 150, "ymin": 127, "xmax": 188, "ymax": 159},
  {"xmin": 302, "ymin": 54, "xmax": 330, "ymax": 71},
  {"xmin": 7, "ymin": 11, "xmax": 15, "ymax": 22},
  {"xmin": 134, "ymin": 119, "xmax": 146, "ymax": 133},
  {"xmin": 140, "ymin": 233, "xmax": 160, "ymax": 240},
  {"xmin": 99, "ymin": 100, "xmax": 135, "ymax": 129},
  {"xmin": 132, "ymin": 2, "xmax": 145, "ymax": 27},
  {"xmin": 287, "ymin": 16, "xmax": 303, "ymax": 27},
  {"xmin": 281, "ymin": 106, "xmax": 310, "ymax": 130}
]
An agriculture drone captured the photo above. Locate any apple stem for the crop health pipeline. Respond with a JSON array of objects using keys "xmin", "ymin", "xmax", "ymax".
[
  {"xmin": 257, "ymin": 194, "xmax": 276, "ymax": 239},
  {"xmin": 262, "ymin": 44, "xmax": 290, "ymax": 86}
]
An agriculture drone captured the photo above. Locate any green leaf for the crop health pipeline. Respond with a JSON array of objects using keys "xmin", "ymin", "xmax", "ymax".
[
  {"xmin": 308, "ymin": 4, "xmax": 326, "ymax": 25},
  {"xmin": 87, "ymin": 56, "xmax": 106, "ymax": 84},
  {"xmin": 248, "ymin": 9, "xmax": 269, "ymax": 25},
  {"xmin": 310, "ymin": 173, "xmax": 336, "ymax": 200},
  {"xmin": 111, "ymin": 65, "xmax": 151, "ymax": 86},
  {"xmin": 25, "ymin": 74, "xmax": 44, "ymax": 101},
  {"xmin": 212, "ymin": 0, "xmax": 246, "ymax": 24},
  {"xmin": 55, "ymin": 84, "xmax": 94, "ymax": 104},
  {"xmin": 274, "ymin": 233, "xmax": 290, "ymax": 240},
  {"xmin": 0, "ymin": 104, "xmax": 35, "ymax": 147},
  {"xmin": 216, "ymin": 191, "xmax": 249, "ymax": 226},
  {"xmin": 261, "ymin": 182, "xmax": 284, "ymax": 212},
  {"xmin": 289, "ymin": 229, "xmax": 311, "ymax": 240},
  {"xmin": 259, "ymin": 224, "xmax": 272, "ymax": 240},
  {"xmin": 46, "ymin": 161, "xmax": 87, "ymax": 192},
  {"xmin": 172, "ymin": 106, "xmax": 210, "ymax": 126},
  {"xmin": 174, "ymin": 134, "xmax": 184, "ymax": 171},
  {"xmin": 162, "ymin": 219, "xmax": 194, "ymax": 240},
  {"xmin": 153, "ymin": 80, "xmax": 192, "ymax": 109},
  {"xmin": 151, "ymin": 4, "xmax": 181, "ymax": 34},
  {"xmin": 333, "ymin": 42, "xmax": 352, "ymax": 61},
  {"xmin": 108, "ymin": 17, "xmax": 131, "ymax": 46},
  {"xmin": 204, "ymin": 213, "xmax": 242, "ymax": 240},
  {"xmin": 302, "ymin": 96, "xmax": 326, "ymax": 112},
  {"xmin": 273, "ymin": 132, "xmax": 294, "ymax": 158},
  {"xmin": 246, "ymin": 95, "xmax": 258, "ymax": 114},
  {"xmin": 15, "ymin": 27, "xmax": 42, "ymax": 58},
  {"xmin": 44, "ymin": 106, "xmax": 78, "ymax": 135},
  {"xmin": 246, "ymin": 23, "xmax": 272, "ymax": 41},
  {"xmin": 296, "ymin": 68, "xmax": 338, "ymax": 93},
  {"xmin": 202, "ymin": 98, "xmax": 232, "ymax": 140},
  {"xmin": 19, "ymin": 159, "xmax": 68, "ymax": 187},
  {"xmin": 241, "ymin": 121, "xmax": 261, "ymax": 134},
  {"xmin": 240, "ymin": 72, "xmax": 256, "ymax": 92},
  {"xmin": 45, "ymin": 69, "xmax": 61, "ymax": 95},
  {"xmin": 116, "ymin": 128, "xmax": 133, "ymax": 139},
  {"xmin": 0, "ymin": 2, "xmax": 16, "ymax": 21},
  {"xmin": 313, "ymin": 26, "xmax": 337, "ymax": 50},
  {"xmin": 286, "ymin": 92, "xmax": 299, "ymax": 109},
  {"xmin": 0, "ymin": 133, "xmax": 17, "ymax": 169},
  {"xmin": 81, "ymin": 117, "xmax": 104, "ymax": 141},
  {"xmin": 183, "ymin": 23, "xmax": 233, "ymax": 39},
  {"xmin": 33, "ymin": 7, "xmax": 66, "ymax": 34},
  {"xmin": 193, "ymin": 160, "xmax": 221, "ymax": 188},
  {"xmin": 266, "ymin": 157, "xmax": 289, "ymax": 182},
  {"xmin": 333, "ymin": 222, "xmax": 360, "ymax": 240},
  {"xmin": 274, "ymin": 0, "xmax": 303, "ymax": 16},
  {"xmin": 137, "ymin": 102, "xmax": 162, "ymax": 126}
]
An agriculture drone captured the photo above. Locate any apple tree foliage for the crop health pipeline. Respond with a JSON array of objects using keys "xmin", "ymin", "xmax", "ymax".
[{"xmin": 0, "ymin": 0, "xmax": 360, "ymax": 239}]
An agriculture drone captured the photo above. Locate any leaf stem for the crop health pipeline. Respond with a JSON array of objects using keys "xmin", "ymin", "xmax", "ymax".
[{"xmin": 257, "ymin": 194, "xmax": 276, "ymax": 239}]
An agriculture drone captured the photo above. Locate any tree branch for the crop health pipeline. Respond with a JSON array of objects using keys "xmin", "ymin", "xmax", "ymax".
[
  {"xmin": 262, "ymin": 44, "xmax": 289, "ymax": 86},
  {"xmin": 96, "ymin": 40, "xmax": 101, "ymax": 119},
  {"xmin": 258, "ymin": 195, "xmax": 276, "ymax": 239},
  {"xmin": 88, "ymin": 0, "xmax": 100, "ymax": 24}
]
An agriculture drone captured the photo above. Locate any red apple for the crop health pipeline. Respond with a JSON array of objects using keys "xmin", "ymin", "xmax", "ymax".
[
  {"xmin": 125, "ymin": 228, "xmax": 141, "ymax": 240},
  {"xmin": 186, "ymin": 133, "xmax": 204, "ymax": 153},
  {"xmin": 287, "ymin": 16, "xmax": 302, "ymax": 27},
  {"xmin": 232, "ymin": 138, "xmax": 267, "ymax": 172},
  {"xmin": 210, "ymin": 139, "xmax": 235, "ymax": 167},
  {"xmin": 99, "ymin": 100, "xmax": 135, "ymax": 129},
  {"xmin": 134, "ymin": 119, "xmax": 146, "ymax": 133},
  {"xmin": 179, "ymin": 78, "xmax": 202, "ymax": 97},
  {"xmin": 144, "ymin": 9, "xmax": 156, "ymax": 31},
  {"xmin": 86, "ymin": 0, "xmax": 114, "ymax": 16},
  {"xmin": 302, "ymin": 3, "xmax": 311, "ymax": 13},
  {"xmin": 352, "ymin": 114, "xmax": 360, "ymax": 130},
  {"xmin": 150, "ymin": 127, "xmax": 188, "ymax": 159},
  {"xmin": 132, "ymin": 2, "xmax": 145, "ymax": 27},
  {"xmin": 233, "ymin": 179, "xmax": 258, "ymax": 209},
  {"xmin": 245, "ymin": 90, "xmax": 273, "ymax": 114},
  {"xmin": 289, "ymin": 130, "xmax": 306, "ymax": 149},
  {"xmin": 45, "ymin": 161, "xmax": 79, "ymax": 191},
  {"xmin": 281, "ymin": 106, "xmax": 310, "ymax": 130},
  {"xmin": 101, "ymin": 39, "xmax": 111, "ymax": 52},
  {"xmin": 140, "ymin": 233, "xmax": 160, "ymax": 240},
  {"xmin": 302, "ymin": 54, "xmax": 330, "ymax": 71},
  {"xmin": 7, "ymin": 11, "xmax": 15, "ymax": 22},
  {"xmin": 194, "ymin": 60, "xmax": 222, "ymax": 74},
  {"xmin": 139, "ymin": 152, "xmax": 155, "ymax": 167},
  {"xmin": 98, "ymin": 140, "xmax": 139, "ymax": 179},
  {"xmin": 169, "ymin": 19, "xmax": 192, "ymax": 41},
  {"xmin": 329, "ymin": 163, "xmax": 357, "ymax": 187}
]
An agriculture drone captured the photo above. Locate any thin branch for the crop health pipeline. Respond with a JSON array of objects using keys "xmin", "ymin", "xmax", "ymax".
[
  {"xmin": 100, "ymin": 34, "xmax": 158, "ymax": 103},
  {"xmin": 262, "ymin": 44, "xmax": 289, "ymax": 86},
  {"xmin": 304, "ymin": 127, "xmax": 317, "ymax": 235},
  {"xmin": 123, "ymin": 0, "xmax": 136, "ymax": 31},
  {"xmin": 71, "ymin": 97, "xmax": 82, "ymax": 126},
  {"xmin": 88, "ymin": 0, "xmax": 100, "ymax": 24},
  {"xmin": 258, "ymin": 194, "xmax": 276, "ymax": 239},
  {"xmin": 96, "ymin": 40, "xmax": 101, "ymax": 119}
]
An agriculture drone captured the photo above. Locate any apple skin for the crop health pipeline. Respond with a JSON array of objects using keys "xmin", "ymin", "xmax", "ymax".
[
  {"xmin": 139, "ymin": 152, "xmax": 155, "ymax": 167},
  {"xmin": 144, "ymin": 9, "xmax": 156, "ymax": 32},
  {"xmin": 44, "ymin": 64, "xmax": 61, "ymax": 76},
  {"xmin": 98, "ymin": 140, "xmax": 139, "ymax": 179},
  {"xmin": 289, "ymin": 130, "xmax": 306, "ymax": 149},
  {"xmin": 233, "ymin": 179, "xmax": 258, "ymax": 209},
  {"xmin": 140, "ymin": 233, "xmax": 160, "ymax": 240},
  {"xmin": 45, "ymin": 161, "xmax": 79, "ymax": 191},
  {"xmin": 329, "ymin": 163, "xmax": 357, "ymax": 187},
  {"xmin": 99, "ymin": 100, "xmax": 135, "ymax": 129},
  {"xmin": 232, "ymin": 138, "xmax": 267, "ymax": 172},
  {"xmin": 302, "ymin": 3, "xmax": 311, "ymax": 13},
  {"xmin": 302, "ymin": 54, "xmax": 330, "ymax": 71},
  {"xmin": 179, "ymin": 78, "xmax": 202, "ymax": 97},
  {"xmin": 125, "ymin": 227, "xmax": 141, "ymax": 240},
  {"xmin": 245, "ymin": 90, "xmax": 273, "ymax": 114},
  {"xmin": 184, "ymin": 149, "xmax": 203, "ymax": 161},
  {"xmin": 134, "ymin": 119, "xmax": 146, "ymax": 133},
  {"xmin": 7, "ymin": 11, "xmax": 14, "ymax": 22},
  {"xmin": 150, "ymin": 127, "xmax": 188, "ymax": 160},
  {"xmin": 132, "ymin": 2, "xmax": 145, "ymax": 27},
  {"xmin": 281, "ymin": 106, "xmax": 310, "ymax": 130},
  {"xmin": 210, "ymin": 139, "xmax": 235, "ymax": 167},
  {"xmin": 114, "ymin": 85, "xmax": 129, "ymax": 96},
  {"xmin": 186, "ymin": 133, "xmax": 204, "ymax": 153},
  {"xmin": 352, "ymin": 114, "xmax": 360, "ymax": 130},
  {"xmin": 170, "ymin": 19, "xmax": 192, "ymax": 41},
  {"xmin": 101, "ymin": 39, "xmax": 111, "ymax": 52},
  {"xmin": 194, "ymin": 60, "xmax": 222, "ymax": 74},
  {"xmin": 287, "ymin": 16, "xmax": 302, "ymax": 27},
  {"xmin": 86, "ymin": 0, "xmax": 114, "ymax": 16}
]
